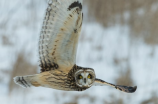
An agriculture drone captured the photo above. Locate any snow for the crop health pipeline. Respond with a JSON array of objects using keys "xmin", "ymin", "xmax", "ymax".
[{"xmin": 0, "ymin": 0, "xmax": 158, "ymax": 104}]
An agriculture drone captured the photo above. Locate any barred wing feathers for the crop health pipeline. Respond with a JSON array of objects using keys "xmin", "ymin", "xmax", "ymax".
[{"xmin": 39, "ymin": 0, "xmax": 83, "ymax": 72}]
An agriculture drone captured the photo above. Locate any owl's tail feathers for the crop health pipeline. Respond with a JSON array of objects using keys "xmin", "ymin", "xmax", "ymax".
[{"xmin": 14, "ymin": 75, "xmax": 41, "ymax": 88}]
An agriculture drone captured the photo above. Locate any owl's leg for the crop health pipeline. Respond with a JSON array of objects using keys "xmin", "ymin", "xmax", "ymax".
[{"xmin": 94, "ymin": 78, "xmax": 137, "ymax": 93}]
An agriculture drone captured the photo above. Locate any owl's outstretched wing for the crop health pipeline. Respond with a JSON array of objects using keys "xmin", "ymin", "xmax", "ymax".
[
  {"xmin": 94, "ymin": 78, "xmax": 137, "ymax": 93},
  {"xmin": 39, "ymin": 0, "xmax": 83, "ymax": 72}
]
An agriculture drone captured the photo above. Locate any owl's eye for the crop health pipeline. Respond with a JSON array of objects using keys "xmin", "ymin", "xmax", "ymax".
[
  {"xmin": 78, "ymin": 75, "xmax": 83, "ymax": 79},
  {"xmin": 88, "ymin": 74, "xmax": 92, "ymax": 79}
]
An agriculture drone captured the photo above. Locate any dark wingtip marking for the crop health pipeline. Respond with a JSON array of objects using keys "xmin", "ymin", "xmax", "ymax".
[
  {"xmin": 22, "ymin": 77, "xmax": 30, "ymax": 87},
  {"xmin": 18, "ymin": 77, "xmax": 27, "ymax": 88},
  {"xmin": 127, "ymin": 86, "xmax": 137, "ymax": 93},
  {"xmin": 115, "ymin": 85, "xmax": 137, "ymax": 93},
  {"xmin": 68, "ymin": 1, "xmax": 82, "ymax": 11},
  {"xmin": 126, "ymin": 86, "xmax": 137, "ymax": 93},
  {"xmin": 131, "ymin": 86, "xmax": 137, "ymax": 92}
]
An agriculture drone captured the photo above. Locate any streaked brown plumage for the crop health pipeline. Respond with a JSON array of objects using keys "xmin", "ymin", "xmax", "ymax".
[{"xmin": 14, "ymin": 0, "xmax": 137, "ymax": 93}]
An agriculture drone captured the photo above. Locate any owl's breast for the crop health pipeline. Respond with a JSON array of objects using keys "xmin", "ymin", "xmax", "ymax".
[{"xmin": 38, "ymin": 67, "xmax": 89, "ymax": 91}]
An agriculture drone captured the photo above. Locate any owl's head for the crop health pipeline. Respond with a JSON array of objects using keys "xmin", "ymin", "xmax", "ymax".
[{"xmin": 74, "ymin": 68, "xmax": 96, "ymax": 88}]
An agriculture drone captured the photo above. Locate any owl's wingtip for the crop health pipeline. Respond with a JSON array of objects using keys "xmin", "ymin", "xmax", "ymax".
[
  {"xmin": 13, "ymin": 76, "xmax": 29, "ymax": 88},
  {"xmin": 125, "ymin": 85, "xmax": 137, "ymax": 93},
  {"xmin": 115, "ymin": 85, "xmax": 137, "ymax": 93},
  {"xmin": 132, "ymin": 86, "xmax": 137, "ymax": 92}
]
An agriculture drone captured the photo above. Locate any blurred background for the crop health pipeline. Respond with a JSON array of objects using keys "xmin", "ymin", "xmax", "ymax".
[{"xmin": 0, "ymin": 0, "xmax": 158, "ymax": 104}]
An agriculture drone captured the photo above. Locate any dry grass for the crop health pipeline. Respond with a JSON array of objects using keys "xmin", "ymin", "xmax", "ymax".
[
  {"xmin": 61, "ymin": 93, "xmax": 96, "ymax": 104},
  {"xmin": 115, "ymin": 67, "xmax": 134, "ymax": 86},
  {"xmin": 63, "ymin": 93, "xmax": 125, "ymax": 104},
  {"xmin": 106, "ymin": 98, "xmax": 124, "ymax": 104},
  {"xmin": 0, "ymin": 69, "xmax": 10, "ymax": 82},
  {"xmin": 85, "ymin": 0, "xmax": 158, "ymax": 45},
  {"xmin": 2, "ymin": 35, "xmax": 12, "ymax": 46},
  {"xmin": 141, "ymin": 93, "xmax": 158, "ymax": 104}
]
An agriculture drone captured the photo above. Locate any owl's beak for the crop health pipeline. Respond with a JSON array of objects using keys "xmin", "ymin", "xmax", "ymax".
[{"xmin": 84, "ymin": 78, "xmax": 86, "ymax": 83}]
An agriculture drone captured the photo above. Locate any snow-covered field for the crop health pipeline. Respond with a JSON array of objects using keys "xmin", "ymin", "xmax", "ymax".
[{"xmin": 0, "ymin": 0, "xmax": 158, "ymax": 104}]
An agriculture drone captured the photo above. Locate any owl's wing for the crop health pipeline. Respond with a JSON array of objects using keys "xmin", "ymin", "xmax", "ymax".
[
  {"xmin": 39, "ymin": 0, "xmax": 83, "ymax": 72},
  {"xmin": 94, "ymin": 78, "xmax": 137, "ymax": 93}
]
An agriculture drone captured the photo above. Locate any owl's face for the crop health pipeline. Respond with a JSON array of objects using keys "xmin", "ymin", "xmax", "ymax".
[{"xmin": 74, "ymin": 68, "xmax": 96, "ymax": 88}]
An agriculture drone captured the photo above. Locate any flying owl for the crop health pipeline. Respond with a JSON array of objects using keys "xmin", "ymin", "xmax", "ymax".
[{"xmin": 14, "ymin": 0, "xmax": 137, "ymax": 93}]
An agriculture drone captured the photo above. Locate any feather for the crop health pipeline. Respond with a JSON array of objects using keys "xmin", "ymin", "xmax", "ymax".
[
  {"xmin": 14, "ymin": 75, "xmax": 40, "ymax": 88},
  {"xmin": 39, "ymin": 0, "xmax": 83, "ymax": 72},
  {"xmin": 94, "ymin": 78, "xmax": 137, "ymax": 93}
]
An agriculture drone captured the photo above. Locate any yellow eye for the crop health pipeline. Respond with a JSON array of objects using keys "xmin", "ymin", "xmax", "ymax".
[
  {"xmin": 88, "ymin": 74, "xmax": 92, "ymax": 79},
  {"xmin": 78, "ymin": 75, "xmax": 83, "ymax": 79},
  {"xmin": 80, "ymin": 75, "xmax": 83, "ymax": 79}
]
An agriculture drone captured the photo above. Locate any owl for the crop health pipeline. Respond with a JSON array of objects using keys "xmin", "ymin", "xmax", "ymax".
[{"xmin": 14, "ymin": 0, "xmax": 137, "ymax": 93}]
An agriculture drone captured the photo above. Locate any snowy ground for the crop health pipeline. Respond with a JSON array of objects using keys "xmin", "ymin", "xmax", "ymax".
[{"xmin": 0, "ymin": 0, "xmax": 158, "ymax": 104}]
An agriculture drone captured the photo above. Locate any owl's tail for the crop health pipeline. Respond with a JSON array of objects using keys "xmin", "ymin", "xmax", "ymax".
[{"xmin": 13, "ymin": 74, "xmax": 41, "ymax": 88}]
